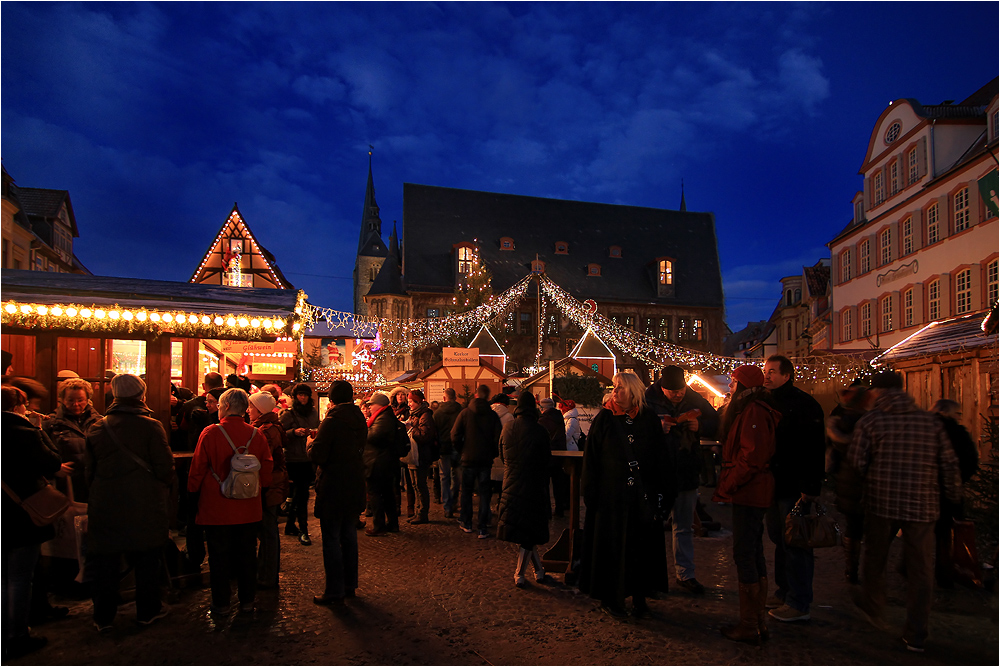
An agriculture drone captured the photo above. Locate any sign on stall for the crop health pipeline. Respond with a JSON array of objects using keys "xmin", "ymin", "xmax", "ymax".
[{"xmin": 443, "ymin": 347, "xmax": 479, "ymax": 366}]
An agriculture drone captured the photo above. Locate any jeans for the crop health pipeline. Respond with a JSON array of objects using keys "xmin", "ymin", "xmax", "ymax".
[
  {"xmin": 671, "ymin": 488, "xmax": 698, "ymax": 581},
  {"xmin": 731, "ymin": 504, "xmax": 767, "ymax": 584},
  {"xmin": 257, "ymin": 503, "xmax": 280, "ymax": 586},
  {"xmin": 91, "ymin": 549, "xmax": 163, "ymax": 625},
  {"xmin": 439, "ymin": 452, "xmax": 461, "ymax": 512},
  {"xmin": 460, "ymin": 465, "xmax": 492, "ymax": 532},
  {"xmin": 408, "ymin": 465, "xmax": 430, "ymax": 519},
  {"xmin": 205, "ymin": 523, "xmax": 258, "ymax": 608},
  {"xmin": 861, "ymin": 514, "xmax": 935, "ymax": 644},
  {"xmin": 319, "ymin": 516, "xmax": 359, "ymax": 597},
  {"xmin": 286, "ymin": 462, "xmax": 315, "ymax": 533},
  {"xmin": 766, "ymin": 497, "xmax": 815, "ymax": 612},
  {"xmin": 3, "ymin": 544, "xmax": 40, "ymax": 640}
]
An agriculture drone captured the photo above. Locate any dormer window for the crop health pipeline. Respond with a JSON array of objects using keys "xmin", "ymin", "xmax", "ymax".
[
  {"xmin": 609, "ymin": 245, "xmax": 622, "ymax": 258},
  {"xmin": 500, "ymin": 237, "xmax": 515, "ymax": 251},
  {"xmin": 555, "ymin": 242, "xmax": 569, "ymax": 255},
  {"xmin": 531, "ymin": 259, "xmax": 545, "ymax": 274},
  {"xmin": 587, "ymin": 263, "xmax": 601, "ymax": 277},
  {"xmin": 454, "ymin": 243, "xmax": 476, "ymax": 275},
  {"xmin": 656, "ymin": 257, "xmax": 675, "ymax": 298}
]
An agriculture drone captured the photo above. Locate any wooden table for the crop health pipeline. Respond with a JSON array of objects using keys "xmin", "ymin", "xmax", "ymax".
[{"xmin": 541, "ymin": 450, "xmax": 584, "ymax": 574}]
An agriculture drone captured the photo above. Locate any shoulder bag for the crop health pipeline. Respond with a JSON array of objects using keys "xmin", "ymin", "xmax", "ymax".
[
  {"xmin": 3, "ymin": 479, "xmax": 70, "ymax": 526},
  {"xmin": 785, "ymin": 498, "xmax": 841, "ymax": 548}
]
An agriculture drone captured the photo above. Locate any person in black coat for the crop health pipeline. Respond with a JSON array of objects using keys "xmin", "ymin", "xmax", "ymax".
[
  {"xmin": 762, "ymin": 355, "xmax": 826, "ymax": 623},
  {"xmin": 363, "ymin": 393, "xmax": 405, "ymax": 536},
  {"xmin": 579, "ymin": 372, "xmax": 675, "ymax": 619},
  {"xmin": 498, "ymin": 393, "xmax": 554, "ymax": 588},
  {"xmin": 2, "ymin": 385, "xmax": 65, "ymax": 660},
  {"xmin": 537, "ymin": 397, "xmax": 569, "ymax": 518},
  {"xmin": 309, "ymin": 381, "xmax": 367, "ymax": 604},
  {"xmin": 451, "ymin": 385, "xmax": 503, "ymax": 537},
  {"xmin": 931, "ymin": 399, "xmax": 980, "ymax": 587}
]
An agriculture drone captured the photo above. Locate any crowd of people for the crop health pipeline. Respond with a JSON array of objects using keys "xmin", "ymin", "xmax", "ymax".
[{"xmin": 1, "ymin": 352, "xmax": 979, "ymax": 660}]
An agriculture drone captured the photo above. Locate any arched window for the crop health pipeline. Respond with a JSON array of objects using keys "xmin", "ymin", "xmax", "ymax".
[{"xmin": 659, "ymin": 259, "xmax": 673, "ymax": 285}]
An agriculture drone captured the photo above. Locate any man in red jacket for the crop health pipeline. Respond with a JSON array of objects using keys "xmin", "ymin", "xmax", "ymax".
[{"xmin": 189, "ymin": 389, "xmax": 273, "ymax": 615}]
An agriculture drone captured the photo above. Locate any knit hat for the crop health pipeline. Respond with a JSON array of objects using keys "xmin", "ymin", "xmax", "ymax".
[
  {"xmin": 409, "ymin": 389, "xmax": 425, "ymax": 403},
  {"xmin": 57, "ymin": 369, "xmax": 80, "ymax": 379},
  {"xmin": 539, "ymin": 397, "xmax": 555, "ymax": 410},
  {"xmin": 367, "ymin": 392, "xmax": 390, "ymax": 407},
  {"xmin": 111, "ymin": 373, "xmax": 146, "ymax": 399},
  {"xmin": 559, "ymin": 399, "xmax": 576, "ymax": 413},
  {"xmin": 731, "ymin": 365, "xmax": 764, "ymax": 389},
  {"xmin": 328, "ymin": 380, "xmax": 354, "ymax": 405},
  {"xmin": 248, "ymin": 390, "xmax": 276, "ymax": 413},
  {"xmin": 659, "ymin": 365, "xmax": 686, "ymax": 391}
]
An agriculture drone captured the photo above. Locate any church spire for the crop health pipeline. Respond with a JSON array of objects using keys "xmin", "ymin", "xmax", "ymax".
[
  {"xmin": 679, "ymin": 179, "xmax": 687, "ymax": 212},
  {"xmin": 357, "ymin": 146, "xmax": 382, "ymax": 254}
]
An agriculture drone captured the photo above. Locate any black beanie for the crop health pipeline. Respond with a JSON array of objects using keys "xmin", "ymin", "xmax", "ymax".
[
  {"xmin": 329, "ymin": 380, "xmax": 354, "ymax": 405},
  {"xmin": 659, "ymin": 365, "xmax": 686, "ymax": 390}
]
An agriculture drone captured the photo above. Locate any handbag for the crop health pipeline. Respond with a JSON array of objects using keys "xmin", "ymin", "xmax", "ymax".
[
  {"xmin": 784, "ymin": 498, "xmax": 841, "ymax": 548},
  {"xmin": 3, "ymin": 478, "xmax": 70, "ymax": 527},
  {"xmin": 951, "ymin": 518, "xmax": 985, "ymax": 589},
  {"xmin": 41, "ymin": 477, "xmax": 88, "ymax": 561}
]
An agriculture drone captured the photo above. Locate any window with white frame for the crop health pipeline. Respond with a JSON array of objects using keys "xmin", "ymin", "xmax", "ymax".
[
  {"xmin": 457, "ymin": 245, "xmax": 475, "ymax": 274},
  {"xmin": 901, "ymin": 217, "xmax": 913, "ymax": 255},
  {"xmin": 879, "ymin": 228, "xmax": 892, "ymax": 265},
  {"xmin": 988, "ymin": 259, "xmax": 999, "ymax": 306},
  {"xmin": 907, "ymin": 148, "xmax": 919, "ymax": 184},
  {"xmin": 658, "ymin": 259, "xmax": 673, "ymax": 285},
  {"xmin": 928, "ymin": 280, "xmax": 941, "ymax": 321},
  {"xmin": 955, "ymin": 268, "xmax": 972, "ymax": 314},
  {"xmin": 854, "ymin": 200, "xmax": 864, "ymax": 224},
  {"xmin": 889, "ymin": 161, "xmax": 899, "ymax": 196},
  {"xmin": 859, "ymin": 239, "xmax": 871, "ymax": 274},
  {"xmin": 842, "ymin": 309, "xmax": 853, "ymax": 342},
  {"xmin": 860, "ymin": 302, "xmax": 872, "ymax": 337},
  {"xmin": 881, "ymin": 295, "xmax": 893, "ymax": 332},
  {"xmin": 903, "ymin": 289, "xmax": 914, "ymax": 327},
  {"xmin": 841, "ymin": 249, "xmax": 852, "ymax": 282},
  {"xmin": 954, "ymin": 187, "xmax": 970, "ymax": 232},
  {"xmin": 926, "ymin": 204, "xmax": 940, "ymax": 244},
  {"xmin": 873, "ymin": 172, "xmax": 884, "ymax": 205}
]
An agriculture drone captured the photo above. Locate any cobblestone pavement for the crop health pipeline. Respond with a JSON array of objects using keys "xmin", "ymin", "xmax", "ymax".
[{"xmin": 16, "ymin": 487, "xmax": 998, "ymax": 666}]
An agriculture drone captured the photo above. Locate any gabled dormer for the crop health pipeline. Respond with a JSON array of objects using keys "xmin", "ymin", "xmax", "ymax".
[{"xmin": 190, "ymin": 203, "xmax": 293, "ymax": 289}]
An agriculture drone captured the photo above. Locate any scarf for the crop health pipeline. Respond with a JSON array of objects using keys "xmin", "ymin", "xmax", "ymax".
[
  {"xmin": 604, "ymin": 397, "xmax": 639, "ymax": 419},
  {"xmin": 366, "ymin": 404, "xmax": 389, "ymax": 428}
]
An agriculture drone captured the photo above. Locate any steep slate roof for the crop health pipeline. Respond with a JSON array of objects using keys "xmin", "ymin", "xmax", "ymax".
[
  {"xmin": 722, "ymin": 320, "xmax": 775, "ymax": 357},
  {"xmin": 873, "ymin": 312, "xmax": 996, "ymax": 365},
  {"xmin": 357, "ymin": 158, "xmax": 385, "ymax": 258},
  {"xmin": 15, "ymin": 187, "xmax": 79, "ymax": 236},
  {"xmin": 803, "ymin": 262, "xmax": 830, "ymax": 298},
  {"xmin": 367, "ymin": 227, "xmax": 406, "ymax": 297},
  {"xmin": 401, "ymin": 184, "xmax": 724, "ymax": 308}
]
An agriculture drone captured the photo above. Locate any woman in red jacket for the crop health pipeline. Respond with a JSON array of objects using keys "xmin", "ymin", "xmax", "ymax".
[
  {"xmin": 188, "ymin": 389, "xmax": 272, "ymax": 615},
  {"xmin": 713, "ymin": 365, "xmax": 780, "ymax": 645}
]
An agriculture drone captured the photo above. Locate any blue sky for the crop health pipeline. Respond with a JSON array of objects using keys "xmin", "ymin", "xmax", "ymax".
[{"xmin": 2, "ymin": 2, "xmax": 997, "ymax": 331}]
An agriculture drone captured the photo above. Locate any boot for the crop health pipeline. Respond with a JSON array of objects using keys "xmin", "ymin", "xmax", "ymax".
[
  {"xmin": 514, "ymin": 548, "xmax": 529, "ymax": 588},
  {"xmin": 843, "ymin": 537, "xmax": 861, "ymax": 585},
  {"xmin": 528, "ymin": 548, "xmax": 554, "ymax": 584},
  {"xmin": 721, "ymin": 582, "xmax": 761, "ymax": 645},
  {"xmin": 757, "ymin": 577, "xmax": 769, "ymax": 642}
]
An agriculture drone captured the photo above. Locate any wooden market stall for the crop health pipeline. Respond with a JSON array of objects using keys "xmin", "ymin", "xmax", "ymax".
[{"xmin": 1, "ymin": 270, "xmax": 304, "ymax": 432}]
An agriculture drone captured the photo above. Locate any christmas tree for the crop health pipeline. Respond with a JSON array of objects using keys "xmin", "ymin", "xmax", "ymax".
[{"xmin": 452, "ymin": 249, "xmax": 494, "ymax": 313}]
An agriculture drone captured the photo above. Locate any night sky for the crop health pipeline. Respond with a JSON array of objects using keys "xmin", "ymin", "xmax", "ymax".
[{"xmin": 2, "ymin": 2, "xmax": 997, "ymax": 331}]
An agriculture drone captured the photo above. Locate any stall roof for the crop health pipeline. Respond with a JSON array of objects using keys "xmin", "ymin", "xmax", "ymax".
[
  {"xmin": 873, "ymin": 311, "xmax": 997, "ymax": 365},
  {"xmin": 2, "ymin": 270, "xmax": 299, "ymax": 315}
]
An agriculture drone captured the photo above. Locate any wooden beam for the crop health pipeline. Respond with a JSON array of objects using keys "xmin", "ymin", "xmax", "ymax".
[{"xmin": 145, "ymin": 336, "xmax": 173, "ymax": 433}]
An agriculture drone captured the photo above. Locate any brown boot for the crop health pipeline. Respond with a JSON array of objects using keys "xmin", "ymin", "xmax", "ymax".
[
  {"xmin": 721, "ymin": 582, "xmax": 761, "ymax": 645},
  {"xmin": 757, "ymin": 577, "xmax": 769, "ymax": 642}
]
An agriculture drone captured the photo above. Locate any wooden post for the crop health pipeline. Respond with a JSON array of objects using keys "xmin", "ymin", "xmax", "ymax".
[
  {"xmin": 145, "ymin": 335, "xmax": 173, "ymax": 433},
  {"xmin": 35, "ymin": 331, "xmax": 57, "ymax": 415}
]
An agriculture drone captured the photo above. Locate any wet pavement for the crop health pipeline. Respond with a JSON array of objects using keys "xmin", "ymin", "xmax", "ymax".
[{"xmin": 15, "ymin": 487, "xmax": 998, "ymax": 666}]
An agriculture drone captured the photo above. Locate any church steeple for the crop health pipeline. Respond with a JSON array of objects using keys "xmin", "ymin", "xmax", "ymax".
[
  {"xmin": 357, "ymin": 148, "xmax": 383, "ymax": 254},
  {"xmin": 679, "ymin": 179, "xmax": 687, "ymax": 212}
]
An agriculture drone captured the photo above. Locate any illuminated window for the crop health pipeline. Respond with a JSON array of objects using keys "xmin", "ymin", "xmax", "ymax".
[
  {"xmin": 988, "ymin": 260, "xmax": 999, "ymax": 306},
  {"xmin": 926, "ymin": 204, "xmax": 940, "ymax": 244},
  {"xmin": 693, "ymin": 319, "xmax": 704, "ymax": 341},
  {"xmin": 879, "ymin": 228, "xmax": 892, "ymax": 265},
  {"xmin": 859, "ymin": 239, "xmax": 871, "ymax": 274},
  {"xmin": 659, "ymin": 259, "xmax": 673, "ymax": 285},
  {"xmin": 955, "ymin": 269, "xmax": 972, "ymax": 314},
  {"xmin": 928, "ymin": 280, "xmax": 941, "ymax": 321},
  {"xmin": 842, "ymin": 309, "xmax": 853, "ymax": 341},
  {"xmin": 902, "ymin": 217, "xmax": 913, "ymax": 255},
  {"xmin": 881, "ymin": 295, "xmax": 893, "ymax": 332},
  {"xmin": 903, "ymin": 289, "xmax": 914, "ymax": 327},
  {"xmin": 954, "ymin": 187, "xmax": 970, "ymax": 232},
  {"xmin": 841, "ymin": 249, "xmax": 852, "ymax": 282},
  {"xmin": 860, "ymin": 302, "xmax": 872, "ymax": 337},
  {"xmin": 457, "ymin": 246, "xmax": 474, "ymax": 274}
]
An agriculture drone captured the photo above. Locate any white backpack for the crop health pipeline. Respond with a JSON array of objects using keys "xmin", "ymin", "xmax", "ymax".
[{"xmin": 209, "ymin": 423, "xmax": 262, "ymax": 500}]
